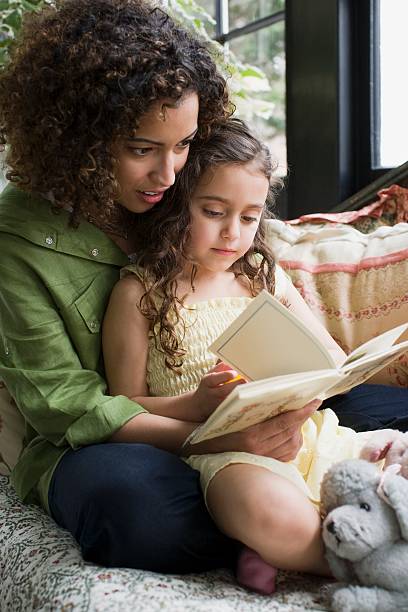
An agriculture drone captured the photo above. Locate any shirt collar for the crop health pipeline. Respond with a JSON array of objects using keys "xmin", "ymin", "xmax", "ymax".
[{"xmin": 0, "ymin": 184, "xmax": 129, "ymax": 266}]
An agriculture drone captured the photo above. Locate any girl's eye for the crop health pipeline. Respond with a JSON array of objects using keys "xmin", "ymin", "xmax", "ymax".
[
  {"xmin": 241, "ymin": 215, "xmax": 258, "ymax": 223},
  {"xmin": 203, "ymin": 209, "xmax": 222, "ymax": 217}
]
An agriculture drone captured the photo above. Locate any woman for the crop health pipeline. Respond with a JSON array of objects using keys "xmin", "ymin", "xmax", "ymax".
[
  {"xmin": 0, "ymin": 0, "xmax": 314, "ymax": 572},
  {"xmin": 0, "ymin": 0, "xmax": 406, "ymax": 575}
]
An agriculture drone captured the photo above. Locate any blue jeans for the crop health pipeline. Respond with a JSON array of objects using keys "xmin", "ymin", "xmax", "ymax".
[
  {"xmin": 321, "ymin": 383, "xmax": 408, "ymax": 431},
  {"xmin": 48, "ymin": 443, "xmax": 239, "ymax": 572},
  {"xmin": 49, "ymin": 384, "xmax": 407, "ymax": 571}
]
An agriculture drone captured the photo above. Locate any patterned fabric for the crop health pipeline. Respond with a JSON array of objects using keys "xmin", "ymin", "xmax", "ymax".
[
  {"xmin": 0, "ymin": 475, "xmax": 332, "ymax": 611},
  {"xmin": 266, "ymin": 187, "xmax": 408, "ymax": 387},
  {"xmin": 286, "ymin": 184, "xmax": 408, "ymax": 232}
]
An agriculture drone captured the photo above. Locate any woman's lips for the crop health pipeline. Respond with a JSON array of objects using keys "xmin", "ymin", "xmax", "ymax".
[{"xmin": 137, "ymin": 190, "xmax": 165, "ymax": 205}]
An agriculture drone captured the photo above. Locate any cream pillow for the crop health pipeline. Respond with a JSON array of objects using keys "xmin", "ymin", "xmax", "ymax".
[
  {"xmin": 0, "ymin": 381, "xmax": 25, "ymax": 475},
  {"xmin": 266, "ymin": 195, "xmax": 408, "ymax": 387}
]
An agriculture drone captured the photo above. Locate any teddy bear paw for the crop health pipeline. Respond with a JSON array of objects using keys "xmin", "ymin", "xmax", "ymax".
[
  {"xmin": 332, "ymin": 586, "xmax": 407, "ymax": 612},
  {"xmin": 332, "ymin": 586, "xmax": 377, "ymax": 612},
  {"xmin": 332, "ymin": 587, "xmax": 357, "ymax": 612}
]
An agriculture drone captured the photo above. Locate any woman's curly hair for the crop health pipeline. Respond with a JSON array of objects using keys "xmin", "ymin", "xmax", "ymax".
[
  {"xmin": 132, "ymin": 118, "xmax": 282, "ymax": 371},
  {"xmin": 0, "ymin": 0, "xmax": 230, "ymax": 227}
]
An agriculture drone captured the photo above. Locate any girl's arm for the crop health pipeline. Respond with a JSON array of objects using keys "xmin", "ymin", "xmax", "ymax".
[
  {"xmin": 284, "ymin": 280, "xmax": 347, "ymax": 366},
  {"xmin": 102, "ymin": 277, "xmax": 239, "ymax": 424},
  {"xmin": 103, "ymin": 275, "xmax": 320, "ymax": 460}
]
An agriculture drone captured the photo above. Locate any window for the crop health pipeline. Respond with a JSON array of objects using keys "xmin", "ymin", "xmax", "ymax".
[
  {"xmin": 211, "ymin": 1, "xmax": 286, "ymax": 177},
  {"xmin": 196, "ymin": 1, "xmax": 405, "ymax": 217},
  {"xmin": 228, "ymin": 20, "xmax": 286, "ymax": 176},
  {"xmin": 377, "ymin": 0, "xmax": 408, "ymax": 168}
]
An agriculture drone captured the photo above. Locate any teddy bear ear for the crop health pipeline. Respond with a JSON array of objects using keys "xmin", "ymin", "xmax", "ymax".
[{"xmin": 320, "ymin": 459, "xmax": 380, "ymax": 513}]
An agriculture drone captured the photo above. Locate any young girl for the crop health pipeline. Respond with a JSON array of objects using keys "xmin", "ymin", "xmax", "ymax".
[{"xmin": 102, "ymin": 118, "xmax": 392, "ymax": 591}]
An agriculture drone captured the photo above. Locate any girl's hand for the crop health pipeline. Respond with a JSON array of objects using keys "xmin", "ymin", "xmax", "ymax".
[{"xmin": 192, "ymin": 362, "xmax": 246, "ymax": 421}]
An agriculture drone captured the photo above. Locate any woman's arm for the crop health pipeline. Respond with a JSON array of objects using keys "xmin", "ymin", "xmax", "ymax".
[
  {"xmin": 0, "ymin": 231, "xmax": 145, "ymax": 451},
  {"xmin": 102, "ymin": 277, "xmax": 240, "ymax": 423},
  {"xmin": 103, "ymin": 274, "xmax": 320, "ymax": 459},
  {"xmin": 110, "ymin": 399, "xmax": 318, "ymax": 460}
]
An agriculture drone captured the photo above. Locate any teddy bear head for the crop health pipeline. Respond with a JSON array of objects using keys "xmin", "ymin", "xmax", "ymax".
[{"xmin": 320, "ymin": 459, "xmax": 400, "ymax": 562}]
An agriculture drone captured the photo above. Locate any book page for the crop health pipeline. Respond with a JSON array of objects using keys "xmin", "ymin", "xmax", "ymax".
[
  {"xmin": 325, "ymin": 340, "xmax": 408, "ymax": 398},
  {"xmin": 342, "ymin": 323, "xmax": 408, "ymax": 366},
  {"xmin": 187, "ymin": 369, "xmax": 340, "ymax": 444},
  {"xmin": 210, "ymin": 290, "xmax": 336, "ymax": 381}
]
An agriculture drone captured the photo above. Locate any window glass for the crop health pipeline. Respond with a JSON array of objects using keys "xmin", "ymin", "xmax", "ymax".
[
  {"xmin": 229, "ymin": 21, "xmax": 286, "ymax": 175},
  {"xmin": 379, "ymin": 0, "xmax": 408, "ymax": 167},
  {"xmin": 199, "ymin": 0, "xmax": 215, "ymax": 17},
  {"xmin": 191, "ymin": 0, "xmax": 216, "ymax": 37},
  {"xmin": 229, "ymin": 0, "xmax": 284, "ymax": 30}
]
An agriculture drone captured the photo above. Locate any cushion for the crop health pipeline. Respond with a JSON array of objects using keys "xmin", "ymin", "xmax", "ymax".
[
  {"xmin": 266, "ymin": 185, "xmax": 408, "ymax": 387},
  {"xmin": 0, "ymin": 475, "xmax": 331, "ymax": 611},
  {"xmin": 0, "ymin": 381, "xmax": 24, "ymax": 476}
]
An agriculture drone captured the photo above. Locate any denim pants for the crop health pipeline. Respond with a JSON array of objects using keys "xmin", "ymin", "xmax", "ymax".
[
  {"xmin": 48, "ymin": 442, "xmax": 239, "ymax": 572},
  {"xmin": 322, "ymin": 383, "xmax": 408, "ymax": 432},
  {"xmin": 49, "ymin": 384, "xmax": 407, "ymax": 571}
]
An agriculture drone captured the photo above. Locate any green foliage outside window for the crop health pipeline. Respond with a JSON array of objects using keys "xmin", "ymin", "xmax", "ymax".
[
  {"xmin": 166, "ymin": 0, "xmax": 281, "ymax": 128},
  {"xmin": 0, "ymin": 0, "xmax": 53, "ymax": 64}
]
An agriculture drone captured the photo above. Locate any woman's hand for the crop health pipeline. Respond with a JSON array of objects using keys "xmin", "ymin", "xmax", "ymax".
[
  {"xmin": 183, "ymin": 398, "xmax": 321, "ymax": 461},
  {"xmin": 191, "ymin": 362, "xmax": 246, "ymax": 421},
  {"xmin": 233, "ymin": 399, "xmax": 321, "ymax": 461}
]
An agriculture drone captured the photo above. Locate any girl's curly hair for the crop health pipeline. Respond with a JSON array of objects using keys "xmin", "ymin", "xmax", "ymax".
[
  {"xmin": 132, "ymin": 118, "xmax": 282, "ymax": 371},
  {"xmin": 0, "ymin": 0, "xmax": 230, "ymax": 228}
]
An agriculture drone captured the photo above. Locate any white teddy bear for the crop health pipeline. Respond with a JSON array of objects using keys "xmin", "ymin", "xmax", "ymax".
[{"xmin": 320, "ymin": 429, "xmax": 408, "ymax": 612}]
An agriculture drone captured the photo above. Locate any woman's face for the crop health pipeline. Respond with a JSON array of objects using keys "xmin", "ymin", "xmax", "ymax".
[{"xmin": 113, "ymin": 93, "xmax": 199, "ymax": 214}]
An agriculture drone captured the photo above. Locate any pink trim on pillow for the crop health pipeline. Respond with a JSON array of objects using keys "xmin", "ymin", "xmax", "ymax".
[
  {"xmin": 281, "ymin": 247, "xmax": 408, "ymax": 275},
  {"xmin": 286, "ymin": 185, "xmax": 408, "ymax": 226}
]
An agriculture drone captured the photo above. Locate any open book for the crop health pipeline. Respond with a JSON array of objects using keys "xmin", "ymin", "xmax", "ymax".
[{"xmin": 187, "ymin": 290, "xmax": 408, "ymax": 445}]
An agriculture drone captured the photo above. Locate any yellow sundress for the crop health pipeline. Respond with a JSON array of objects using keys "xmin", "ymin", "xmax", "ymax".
[{"xmin": 124, "ymin": 264, "xmax": 373, "ymax": 507}]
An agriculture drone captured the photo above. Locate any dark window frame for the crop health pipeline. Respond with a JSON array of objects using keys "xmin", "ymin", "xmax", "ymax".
[
  {"xmin": 285, "ymin": 0, "xmax": 390, "ymax": 216},
  {"xmin": 211, "ymin": 0, "xmax": 393, "ymax": 218}
]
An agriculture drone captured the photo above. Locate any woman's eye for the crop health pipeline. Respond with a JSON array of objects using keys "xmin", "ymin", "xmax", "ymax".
[
  {"xmin": 177, "ymin": 139, "xmax": 193, "ymax": 150},
  {"xmin": 128, "ymin": 147, "xmax": 151, "ymax": 156}
]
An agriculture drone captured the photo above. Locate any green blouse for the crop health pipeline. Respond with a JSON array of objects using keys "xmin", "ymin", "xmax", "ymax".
[{"xmin": 0, "ymin": 184, "xmax": 145, "ymax": 513}]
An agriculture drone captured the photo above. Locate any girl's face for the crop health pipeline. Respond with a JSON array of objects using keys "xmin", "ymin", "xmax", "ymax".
[
  {"xmin": 188, "ymin": 162, "xmax": 269, "ymax": 273},
  {"xmin": 113, "ymin": 92, "xmax": 199, "ymax": 213}
]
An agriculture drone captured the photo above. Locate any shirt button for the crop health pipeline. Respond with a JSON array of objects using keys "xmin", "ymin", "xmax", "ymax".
[
  {"xmin": 45, "ymin": 236, "xmax": 54, "ymax": 245},
  {"xmin": 90, "ymin": 248, "xmax": 99, "ymax": 257},
  {"xmin": 89, "ymin": 320, "xmax": 98, "ymax": 330},
  {"xmin": 5, "ymin": 347, "xmax": 9, "ymax": 356}
]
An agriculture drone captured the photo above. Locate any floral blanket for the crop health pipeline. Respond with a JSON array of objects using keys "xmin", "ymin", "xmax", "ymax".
[{"xmin": 0, "ymin": 476, "xmax": 332, "ymax": 611}]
